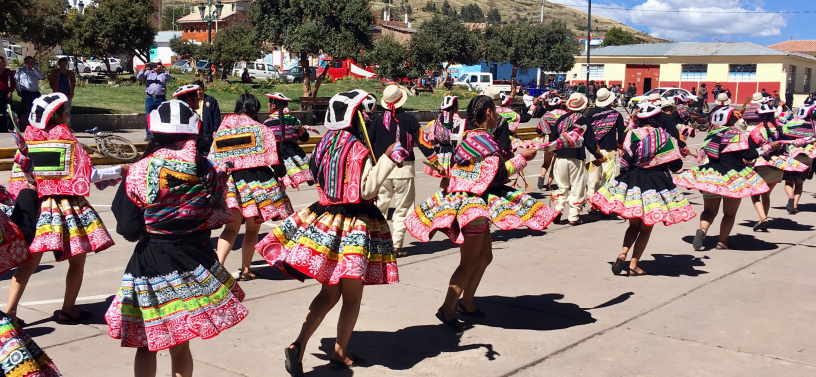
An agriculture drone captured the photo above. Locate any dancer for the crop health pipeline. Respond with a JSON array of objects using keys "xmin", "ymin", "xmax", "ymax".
[
  {"xmin": 672, "ymin": 93, "xmax": 699, "ymax": 142},
  {"xmin": 256, "ymin": 90, "xmax": 399, "ymax": 376},
  {"xmin": 211, "ymin": 93, "xmax": 293, "ymax": 280},
  {"xmin": 106, "ymin": 99, "xmax": 247, "ymax": 377},
  {"xmin": 263, "ymin": 92, "xmax": 317, "ymax": 188},
  {"xmin": 535, "ymin": 97, "xmax": 567, "ymax": 190},
  {"xmin": 585, "ymin": 88, "xmax": 626, "ymax": 201},
  {"xmin": 421, "ymin": 95, "xmax": 464, "ymax": 189},
  {"xmin": 782, "ymin": 105, "xmax": 816, "ymax": 214},
  {"xmin": 674, "ymin": 106, "xmax": 774, "ymax": 250},
  {"xmin": 589, "ymin": 103, "xmax": 696, "ymax": 276},
  {"xmin": 405, "ymin": 95, "xmax": 559, "ymax": 331},
  {"xmin": 748, "ymin": 104, "xmax": 809, "ymax": 230},
  {"xmin": 6, "ymin": 93, "xmax": 119, "ymax": 324}
]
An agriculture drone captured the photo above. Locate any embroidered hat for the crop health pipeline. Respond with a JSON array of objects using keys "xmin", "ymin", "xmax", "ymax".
[
  {"xmin": 380, "ymin": 85, "xmax": 408, "ymax": 109},
  {"xmin": 361, "ymin": 93, "xmax": 377, "ymax": 113},
  {"xmin": 325, "ymin": 89, "xmax": 370, "ymax": 130},
  {"xmin": 548, "ymin": 97, "xmax": 564, "ymax": 107},
  {"xmin": 794, "ymin": 105, "xmax": 816, "ymax": 119},
  {"xmin": 441, "ymin": 95, "xmax": 458, "ymax": 110},
  {"xmin": 673, "ymin": 93, "xmax": 691, "ymax": 104},
  {"xmin": 710, "ymin": 106, "xmax": 736, "ymax": 127},
  {"xmin": 595, "ymin": 88, "xmax": 615, "ymax": 107},
  {"xmin": 566, "ymin": 93, "xmax": 588, "ymax": 112},
  {"xmin": 637, "ymin": 103, "xmax": 662, "ymax": 118},
  {"xmin": 173, "ymin": 84, "xmax": 199, "ymax": 98},
  {"xmin": 265, "ymin": 92, "xmax": 292, "ymax": 101},
  {"xmin": 148, "ymin": 100, "xmax": 200, "ymax": 135},
  {"xmin": 499, "ymin": 93, "xmax": 512, "ymax": 107},
  {"xmin": 757, "ymin": 103, "xmax": 775, "ymax": 114},
  {"xmin": 28, "ymin": 93, "xmax": 69, "ymax": 129},
  {"xmin": 714, "ymin": 93, "xmax": 731, "ymax": 106}
]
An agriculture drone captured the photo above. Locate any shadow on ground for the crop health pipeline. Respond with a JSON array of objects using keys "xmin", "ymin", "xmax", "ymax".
[
  {"xmin": 625, "ymin": 254, "xmax": 709, "ymax": 277},
  {"xmin": 740, "ymin": 218, "xmax": 814, "ymax": 232},
  {"xmin": 404, "ymin": 238, "xmax": 457, "ymax": 257},
  {"xmin": 773, "ymin": 203, "xmax": 816, "ymax": 213},
  {"xmin": 0, "ymin": 265, "xmax": 54, "ymax": 281},
  {"xmin": 681, "ymin": 233, "xmax": 779, "ymax": 251}
]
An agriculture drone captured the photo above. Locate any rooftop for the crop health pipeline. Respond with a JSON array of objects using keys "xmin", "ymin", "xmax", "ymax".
[
  {"xmin": 177, "ymin": 9, "xmax": 237, "ymax": 23},
  {"xmin": 769, "ymin": 40, "xmax": 816, "ymax": 53},
  {"xmin": 581, "ymin": 42, "xmax": 790, "ymax": 57}
]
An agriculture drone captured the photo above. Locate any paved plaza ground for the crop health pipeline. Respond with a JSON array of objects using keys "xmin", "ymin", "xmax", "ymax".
[{"xmin": 0, "ymin": 124, "xmax": 813, "ymax": 376}]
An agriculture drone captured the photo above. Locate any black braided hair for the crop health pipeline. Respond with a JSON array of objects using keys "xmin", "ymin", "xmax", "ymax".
[
  {"xmin": 759, "ymin": 110, "xmax": 775, "ymax": 122},
  {"xmin": 465, "ymin": 95, "xmax": 496, "ymax": 131},
  {"xmin": 234, "ymin": 93, "xmax": 261, "ymax": 121},
  {"xmin": 268, "ymin": 97, "xmax": 289, "ymax": 114}
]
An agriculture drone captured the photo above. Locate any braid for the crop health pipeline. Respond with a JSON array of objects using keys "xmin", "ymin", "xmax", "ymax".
[{"xmin": 466, "ymin": 95, "xmax": 495, "ymax": 131}]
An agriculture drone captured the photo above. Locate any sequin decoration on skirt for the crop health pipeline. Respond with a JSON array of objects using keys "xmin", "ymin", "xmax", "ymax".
[
  {"xmin": 589, "ymin": 169, "xmax": 696, "ymax": 226},
  {"xmin": 256, "ymin": 203, "xmax": 399, "ymax": 285},
  {"xmin": 31, "ymin": 196, "xmax": 114, "ymax": 261},
  {"xmin": 0, "ymin": 310, "xmax": 62, "ymax": 376},
  {"xmin": 405, "ymin": 185, "xmax": 559, "ymax": 245},
  {"xmin": 673, "ymin": 166, "xmax": 770, "ymax": 199},
  {"xmin": 226, "ymin": 167, "xmax": 294, "ymax": 222}
]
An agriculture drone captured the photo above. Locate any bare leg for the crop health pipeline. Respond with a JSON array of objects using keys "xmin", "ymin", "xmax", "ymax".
[
  {"xmin": 168, "ymin": 341, "xmax": 194, "ymax": 377},
  {"xmin": 460, "ymin": 231, "xmax": 493, "ymax": 311},
  {"xmin": 215, "ymin": 209, "xmax": 243, "ymax": 265},
  {"xmin": 619, "ymin": 218, "xmax": 642, "ymax": 260},
  {"xmin": 290, "ymin": 283, "xmax": 342, "ymax": 361},
  {"xmin": 629, "ymin": 222, "xmax": 654, "ymax": 273},
  {"xmin": 241, "ymin": 218, "xmax": 261, "ymax": 275},
  {"xmin": 5, "ymin": 252, "xmax": 44, "ymax": 320},
  {"xmin": 793, "ymin": 179, "xmax": 804, "ymax": 209},
  {"xmin": 134, "ymin": 347, "xmax": 157, "ymax": 377},
  {"xmin": 699, "ymin": 197, "xmax": 722, "ymax": 235},
  {"xmin": 333, "ymin": 279, "xmax": 364, "ymax": 365},
  {"xmin": 718, "ymin": 198, "xmax": 742, "ymax": 247},
  {"xmin": 784, "ymin": 179, "xmax": 795, "ymax": 199},
  {"xmin": 440, "ymin": 230, "xmax": 483, "ymax": 320},
  {"xmin": 60, "ymin": 253, "xmax": 87, "ymax": 319}
]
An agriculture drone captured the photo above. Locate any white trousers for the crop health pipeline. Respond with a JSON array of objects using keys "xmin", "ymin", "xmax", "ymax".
[
  {"xmin": 585, "ymin": 149, "xmax": 618, "ymax": 199},
  {"xmin": 552, "ymin": 157, "xmax": 586, "ymax": 222},
  {"xmin": 376, "ymin": 178, "xmax": 415, "ymax": 249}
]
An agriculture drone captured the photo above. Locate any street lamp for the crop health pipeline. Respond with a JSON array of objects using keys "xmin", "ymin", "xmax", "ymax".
[{"xmin": 198, "ymin": 0, "xmax": 223, "ymax": 83}]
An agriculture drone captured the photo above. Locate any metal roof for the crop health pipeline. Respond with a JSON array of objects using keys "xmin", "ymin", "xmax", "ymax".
[{"xmin": 582, "ymin": 42, "xmax": 788, "ymax": 57}]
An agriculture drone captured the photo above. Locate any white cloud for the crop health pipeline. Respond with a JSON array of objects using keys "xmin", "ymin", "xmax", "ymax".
[{"xmin": 549, "ymin": 0, "xmax": 786, "ymax": 41}]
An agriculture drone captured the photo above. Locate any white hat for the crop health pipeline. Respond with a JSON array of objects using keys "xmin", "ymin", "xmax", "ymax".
[
  {"xmin": 265, "ymin": 92, "xmax": 292, "ymax": 101},
  {"xmin": 148, "ymin": 100, "xmax": 200, "ymax": 135},
  {"xmin": 361, "ymin": 93, "xmax": 377, "ymax": 113},
  {"xmin": 750, "ymin": 92, "xmax": 766, "ymax": 104},
  {"xmin": 28, "ymin": 93, "xmax": 69, "ymax": 129},
  {"xmin": 325, "ymin": 89, "xmax": 369, "ymax": 130},
  {"xmin": 380, "ymin": 85, "xmax": 408, "ymax": 109},
  {"xmin": 173, "ymin": 84, "xmax": 199, "ymax": 98},
  {"xmin": 440, "ymin": 95, "xmax": 458, "ymax": 110},
  {"xmin": 484, "ymin": 86, "xmax": 502, "ymax": 101},
  {"xmin": 499, "ymin": 93, "xmax": 511, "ymax": 107},
  {"xmin": 714, "ymin": 93, "xmax": 731, "ymax": 106},
  {"xmin": 548, "ymin": 97, "xmax": 564, "ymax": 107},
  {"xmin": 566, "ymin": 93, "xmax": 588, "ymax": 112},
  {"xmin": 637, "ymin": 102, "xmax": 662, "ymax": 119},
  {"xmin": 595, "ymin": 88, "xmax": 615, "ymax": 107},
  {"xmin": 152, "ymin": 58, "xmax": 163, "ymax": 64},
  {"xmin": 648, "ymin": 92, "xmax": 661, "ymax": 102},
  {"xmin": 673, "ymin": 93, "xmax": 689, "ymax": 104},
  {"xmin": 660, "ymin": 99, "xmax": 676, "ymax": 111}
]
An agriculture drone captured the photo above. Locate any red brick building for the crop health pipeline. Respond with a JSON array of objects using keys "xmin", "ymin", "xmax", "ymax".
[{"xmin": 177, "ymin": 0, "xmax": 249, "ymax": 43}]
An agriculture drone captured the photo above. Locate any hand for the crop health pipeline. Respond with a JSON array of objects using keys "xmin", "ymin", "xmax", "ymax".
[
  {"xmin": 769, "ymin": 141, "xmax": 781, "ymax": 150},
  {"xmin": 383, "ymin": 143, "xmax": 397, "ymax": 160},
  {"xmin": 596, "ymin": 155, "xmax": 607, "ymax": 164},
  {"xmin": 520, "ymin": 148, "xmax": 537, "ymax": 161},
  {"xmin": 6, "ymin": 92, "xmax": 11, "ymax": 100},
  {"xmin": 119, "ymin": 164, "xmax": 130, "ymax": 177},
  {"xmin": 21, "ymin": 182, "xmax": 36, "ymax": 191}
]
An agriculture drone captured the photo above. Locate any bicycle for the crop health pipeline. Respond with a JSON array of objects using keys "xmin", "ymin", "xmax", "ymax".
[{"xmin": 76, "ymin": 127, "xmax": 138, "ymax": 161}]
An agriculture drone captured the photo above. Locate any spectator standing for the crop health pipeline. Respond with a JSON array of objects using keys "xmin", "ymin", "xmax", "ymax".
[
  {"xmin": 698, "ymin": 84, "xmax": 709, "ymax": 111},
  {"xmin": 804, "ymin": 93, "xmax": 815, "ymax": 106},
  {"xmin": 192, "ymin": 80, "xmax": 221, "ymax": 144},
  {"xmin": 712, "ymin": 83, "xmax": 723, "ymax": 100},
  {"xmin": 691, "ymin": 87, "xmax": 697, "ymax": 96},
  {"xmin": 14, "ymin": 56, "xmax": 44, "ymax": 130},
  {"xmin": 0, "ymin": 56, "xmax": 15, "ymax": 132},
  {"xmin": 577, "ymin": 82, "xmax": 586, "ymax": 94},
  {"xmin": 772, "ymin": 91, "xmax": 780, "ymax": 108},
  {"xmin": 587, "ymin": 81, "xmax": 596, "ymax": 103},
  {"xmin": 785, "ymin": 88, "xmax": 794, "ymax": 108},
  {"xmin": 48, "ymin": 57, "xmax": 76, "ymax": 123},
  {"xmin": 137, "ymin": 58, "xmax": 173, "ymax": 140},
  {"xmin": 761, "ymin": 88, "xmax": 771, "ymax": 99}
]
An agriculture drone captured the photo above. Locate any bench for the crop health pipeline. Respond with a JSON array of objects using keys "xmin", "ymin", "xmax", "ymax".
[
  {"xmin": 298, "ymin": 97, "xmax": 331, "ymax": 125},
  {"xmin": 82, "ymin": 73, "xmax": 108, "ymax": 84}
]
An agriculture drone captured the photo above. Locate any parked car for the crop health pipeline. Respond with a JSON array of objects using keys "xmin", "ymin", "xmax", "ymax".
[
  {"xmin": 316, "ymin": 59, "xmax": 375, "ymax": 82},
  {"xmin": 280, "ymin": 66, "xmax": 318, "ymax": 83},
  {"xmin": 231, "ymin": 60, "xmax": 281, "ymax": 80},
  {"xmin": 453, "ymin": 72, "xmax": 511, "ymax": 92},
  {"xmin": 4, "ymin": 48, "xmax": 22, "ymax": 64},
  {"xmin": 53, "ymin": 55, "xmax": 90, "ymax": 73},
  {"xmin": 173, "ymin": 59, "xmax": 194, "ymax": 73},
  {"xmin": 87, "ymin": 57, "xmax": 122, "ymax": 73},
  {"xmin": 629, "ymin": 87, "xmax": 697, "ymax": 109}
]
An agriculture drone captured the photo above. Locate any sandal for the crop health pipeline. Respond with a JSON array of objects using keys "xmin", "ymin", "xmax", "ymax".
[
  {"xmin": 626, "ymin": 267, "xmax": 647, "ymax": 276},
  {"xmin": 237, "ymin": 271, "xmax": 259, "ymax": 281},
  {"xmin": 395, "ymin": 249, "xmax": 408, "ymax": 258},
  {"xmin": 435, "ymin": 307, "xmax": 464, "ymax": 332},
  {"xmin": 693, "ymin": 229, "xmax": 706, "ymax": 251},
  {"xmin": 456, "ymin": 303, "xmax": 486, "ymax": 318},
  {"xmin": 752, "ymin": 219, "xmax": 769, "ymax": 232},
  {"xmin": 329, "ymin": 354, "xmax": 368, "ymax": 370},
  {"xmin": 611, "ymin": 255, "xmax": 627, "ymax": 275},
  {"xmin": 56, "ymin": 309, "xmax": 93, "ymax": 323},
  {"xmin": 715, "ymin": 242, "xmax": 729, "ymax": 250},
  {"xmin": 285, "ymin": 342, "xmax": 304, "ymax": 377},
  {"xmin": 553, "ymin": 213, "xmax": 562, "ymax": 225}
]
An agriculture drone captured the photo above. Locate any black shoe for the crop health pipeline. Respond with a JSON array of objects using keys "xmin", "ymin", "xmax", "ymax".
[
  {"xmin": 456, "ymin": 303, "xmax": 486, "ymax": 318},
  {"xmin": 752, "ymin": 219, "xmax": 769, "ymax": 232},
  {"xmin": 693, "ymin": 229, "xmax": 705, "ymax": 251},
  {"xmin": 553, "ymin": 213, "xmax": 562, "ymax": 225},
  {"xmin": 143, "ymin": 136, "xmax": 151, "ymax": 142},
  {"xmin": 537, "ymin": 176, "xmax": 545, "ymax": 190},
  {"xmin": 285, "ymin": 343, "xmax": 304, "ymax": 377},
  {"xmin": 611, "ymin": 257, "xmax": 626, "ymax": 275},
  {"xmin": 329, "ymin": 354, "xmax": 368, "ymax": 370},
  {"xmin": 436, "ymin": 308, "xmax": 464, "ymax": 333},
  {"xmin": 786, "ymin": 198, "xmax": 796, "ymax": 214}
]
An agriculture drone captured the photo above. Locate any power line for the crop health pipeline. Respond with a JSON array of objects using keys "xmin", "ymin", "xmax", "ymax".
[{"xmin": 564, "ymin": 5, "xmax": 816, "ymax": 14}]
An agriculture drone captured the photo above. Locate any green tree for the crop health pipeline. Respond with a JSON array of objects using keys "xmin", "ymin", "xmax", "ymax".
[
  {"xmin": 601, "ymin": 27, "xmax": 635, "ymax": 47},
  {"xmin": 169, "ymin": 36, "xmax": 198, "ymax": 60},
  {"xmin": 14, "ymin": 0, "xmax": 67, "ymax": 63},
  {"xmin": 410, "ymin": 15, "xmax": 480, "ymax": 87},
  {"xmin": 162, "ymin": 5, "xmax": 189, "ymax": 31},
  {"xmin": 422, "ymin": 1, "xmax": 437, "ymax": 13},
  {"xmin": 440, "ymin": 0, "xmax": 456, "ymax": 18},
  {"xmin": 362, "ymin": 34, "xmax": 414, "ymax": 82},
  {"xmin": 210, "ymin": 24, "xmax": 262, "ymax": 69},
  {"xmin": 251, "ymin": 0, "xmax": 375, "ymax": 97},
  {"xmin": 401, "ymin": 0, "xmax": 413, "ymax": 20},
  {"xmin": 486, "ymin": 8, "xmax": 502, "ymax": 24},
  {"xmin": 460, "ymin": 4, "xmax": 484, "ymax": 23}
]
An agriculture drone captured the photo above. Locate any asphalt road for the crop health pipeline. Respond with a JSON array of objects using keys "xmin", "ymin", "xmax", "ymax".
[{"xmin": 0, "ymin": 126, "xmax": 814, "ymax": 376}]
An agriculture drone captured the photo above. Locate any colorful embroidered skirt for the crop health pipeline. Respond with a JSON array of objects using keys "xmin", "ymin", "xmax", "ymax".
[
  {"xmin": 226, "ymin": 166, "xmax": 294, "ymax": 223},
  {"xmin": 788, "ymin": 143, "xmax": 816, "ymax": 160},
  {"xmin": 275, "ymin": 142, "xmax": 314, "ymax": 189},
  {"xmin": 256, "ymin": 203, "xmax": 398, "ymax": 285},
  {"xmin": 0, "ymin": 311, "xmax": 62, "ymax": 376},
  {"xmin": 405, "ymin": 185, "xmax": 559, "ymax": 245},
  {"xmin": 754, "ymin": 154, "xmax": 809, "ymax": 173},
  {"xmin": 783, "ymin": 155, "xmax": 814, "ymax": 181},
  {"xmin": 673, "ymin": 166, "xmax": 770, "ymax": 198},
  {"xmin": 31, "ymin": 196, "xmax": 114, "ymax": 261},
  {"xmin": 589, "ymin": 168, "xmax": 696, "ymax": 226},
  {"xmin": 105, "ymin": 233, "xmax": 248, "ymax": 351}
]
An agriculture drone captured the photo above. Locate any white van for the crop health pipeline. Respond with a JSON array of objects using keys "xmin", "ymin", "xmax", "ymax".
[
  {"xmin": 232, "ymin": 60, "xmax": 280, "ymax": 80},
  {"xmin": 3, "ymin": 48, "xmax": 21, "ymax": 63},
  {"xmin": 453, "ymin": 72, "xmax": 511, "ymax": 92}
]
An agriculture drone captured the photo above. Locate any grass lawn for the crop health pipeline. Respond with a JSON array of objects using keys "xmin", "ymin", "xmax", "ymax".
[{"xmin": 18, "ymin": 72, "xmax": 480, "ymax": 114}]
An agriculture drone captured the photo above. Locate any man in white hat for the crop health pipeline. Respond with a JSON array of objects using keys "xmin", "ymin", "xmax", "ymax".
[
  {"xmin": 550, "ymin": 93, "xmax": 605, "ymax": 225},
  {"xmin": 137, "ymin": 57, "xmax": 174, "ymax": 140},
  {"xmin": 584, "ymin": 88, "xmax": 626, "ymax": 201},
  {"xmin": 372, "ymin": 85, "xmax": 433, "ymax": 257}
]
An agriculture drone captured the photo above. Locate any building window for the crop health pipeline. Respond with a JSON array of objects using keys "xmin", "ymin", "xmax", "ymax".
[
  {"xmin": 681, "ymin": 64, "xmax": 707, "ymax": 81},
  {"xmin": 728, "ymin": 64, "xmax": 757, "ymax": 82},
  {"xmin": 805, "ymin": 68, "xmax": 812, "ymax": 94},
  {"xmin": 580, "ymin": 64, "xmax": 604, "ymax": 80},
  {"xmin": 519, "ymin": 67, "xmax": 529, "ymax": 74},
  {"xmin": 788, "ymin": 65, "xmax": 797, "ymax": 93}
]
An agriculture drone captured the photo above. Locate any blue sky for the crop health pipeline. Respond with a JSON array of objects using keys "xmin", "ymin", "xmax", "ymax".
[{"xmin": 550, "ymin": 0, "xmax": 814, "ymax": 45}]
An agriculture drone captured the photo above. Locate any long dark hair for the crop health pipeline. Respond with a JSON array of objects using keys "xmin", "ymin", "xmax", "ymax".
[
  {"xmin": 235, "ymin": 93, "xmax": 261, "ymax": 121},
  {"xmin": 465, "ymin": 95, "xmax": 495, "ymax": 131},
  {"xmin": 269, "ymin": 97, "xmax": 289, "ymax": 113}
]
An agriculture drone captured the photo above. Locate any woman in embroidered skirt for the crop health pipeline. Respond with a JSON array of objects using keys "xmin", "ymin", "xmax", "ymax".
[
  {"xmin": 210, "ymin": 93, "xmax": 294, "ymax": 281},
  {"xmin": 534, "ymin": 97, "xmax": 567, "ymax": 191},
  {"xmin": 256, "ymin": 90, "xmax": 399, "ymax": 376},
  {"xmin": 405, "ymin": 95, "xmax": 559, "ymax": 332},
  {"xmin": 674, "ymin": 106, "xmax": 773, "ymax": 250},
  {"xmin": 748, "ymin": 104, "xmax": 810, "ymax": 230},
  {"xmin": 263, "ymin": 93, "xmax": 317, "ymax": 188},
  {"xmin": 106, "ymin": 99, "xmax": 247, "ymax": 377},
  {"xmin": 782, "ymin": 105, "xmax": 816, "ymax": 214},
  {"xmin": 420, "ymin": 95, "xmax": 463, "ymax": 189},
  {"xmin": 589, "ymin": 103, "xmax": 696, "ymax": 276},
  {"xmin": 6, "ymin": 93, "xmax": 120, "ymax": 325}
]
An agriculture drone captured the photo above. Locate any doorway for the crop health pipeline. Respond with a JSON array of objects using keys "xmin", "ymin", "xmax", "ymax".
[
  {"xmin": 625, "ymin": 64, "xmax": 660, "ymax": 95},
  {"xmin": 644, "ymin": 78, "xmax": 652, "ymax": 92}
]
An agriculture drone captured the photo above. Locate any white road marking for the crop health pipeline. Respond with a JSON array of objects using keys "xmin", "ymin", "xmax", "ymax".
[{"xmin": 20, "ymin": 294, "xmax": 113, "ymax": 306}]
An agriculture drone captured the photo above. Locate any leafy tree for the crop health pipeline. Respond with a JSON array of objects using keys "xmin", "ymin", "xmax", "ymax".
[
  {"xmin": 459, "ymin": 4, "xmax": 484, "ymax": 23},
  {"xmin": 601, "ymin": 27, "xmax": 635, "ymax": 47},
  {"xmin": 14, "ymin": 0, "xmax": 67, "ymax": 63},
  {"xmin": 486, "ymin": 8, "xmax": 502, "ymax": 24},
  {"xmin": 440, "ymin": 0, "xmax": 456, "ymax": 18},
  {"xmin": 169, "ymin": 37, "xmax": 198, "ymax": 59},
  {"xmin": 162, "ymin": 5, "xmax": 189, "ymax": 31},
  {"xmin": 210, "ymin": 24, "xmax": 262, "ymax": 69},
  {"xmin": 362, "ymin": 34, "xmax": 415, "ymax": 82},
  {"xmin": 251, "ymin": 0, "xmax": 375, "ymax": 97},
  {"xmin": 410, "ymin": 15, "xmax": 480, "ymax": 87},
  {"xmin": 0, "ymin": 0, "xmax": 26, "ymax": 35},
  {"xmin": 401, "ymin": 0, "xmax": 413, "ymax": 20},
  {"xmin": 422, "ymin": 1, "xmax": 438, "ymax": 13}
]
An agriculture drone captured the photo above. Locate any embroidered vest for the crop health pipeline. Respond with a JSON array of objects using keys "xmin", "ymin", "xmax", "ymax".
[
  {"xmin": 497, "ymin": 107, "xmax": 520, "ymax": 132},
  {"xmin": 448, "ymin": 130, "xmax": 501, "ymax": 196},
  {"xmin": 10, "ymin": 124, "xmax": 92, "ymax": 198},
  {"xmin": 209, "ymin": 114, "xmax": 279, "ymax": 170},
  {"xmin": 316, "ymin": 140, "xmax": 371, "ymax": 206},
  {"xmin": 590, "ymin": 109, "xmax": 620, "ymax": 142},
  {"xmin": 622, "ymin": 127, "xmax": 682, "ymax": 170},
  {"xmin": 741, "ymin": 103, "xmax": 762, "ymax": 122},
  {"xmin": 701, "ymin": 126, "xmax": 749, "ymax": 159},
  {"xmin": 264, "ymin": 112, "xmax": 303, "ymax": 142},
  {"xmin": 538, "ymin": 109, "xmax": 568, "ymax": 135},
  {"xmin": 676, "ymin": 104, "xmax": 691, "ymax": 123}
]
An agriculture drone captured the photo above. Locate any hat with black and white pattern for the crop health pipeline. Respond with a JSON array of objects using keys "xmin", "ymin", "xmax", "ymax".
[
  {"xmin": 28, "ymin": 93, "xmax": 69, "ymax": 129},
  {"xmin": 361, "ymin": 93, "xmax": 377, "ymax": 113},
  {"xmin": 148, "ymin": 100, "xmax": 200, "ymax": 135},
  {"xmin": 324, "ymin": 90, "xmax": 370, "ymax": 130},
  {"xmin": 173, "ymin": 84, "xmax": 199, "ymax": 98},
  {"xmin": 441, "ymin": 95, "xmax": 458, "ymax": 110},
  {"xmin": 794, "ymin": 105, "xmax": 816, "ymax": 120},
  {"xmin": 757, "ymin": 103, "xmax": 775, "ymax": 114},
  {"xmin": 637, "ymin": 102, "xmax": 662, "ymax": 118},
  {"xmin": 547, "ymin": 97, "xmax": 564, "ymax": 107},
  {"xmin": 265, "ymin": 92, "xmax": 292, "ymax": 101}
]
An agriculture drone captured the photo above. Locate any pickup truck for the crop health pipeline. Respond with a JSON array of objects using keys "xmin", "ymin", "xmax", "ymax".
[{"xmin": 453, "ymin": 72, "xmax": 511, "ymax": 93}]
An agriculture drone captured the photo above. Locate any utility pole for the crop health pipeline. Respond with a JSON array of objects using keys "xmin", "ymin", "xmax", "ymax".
[
  {"xmin": 586, "ymin": 0, "xmax": 591, "ymax": 89},
  {"xmin": 540, "ymin": 0, "xmax": 545, "ymax": 24}
]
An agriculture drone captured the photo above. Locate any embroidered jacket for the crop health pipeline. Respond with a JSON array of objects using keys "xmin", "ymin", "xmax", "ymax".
[
  {"xmin": 10, "ymin": 124, "xmax": 92, "ymax": 197},
  {"xmin": 448, "ymin": 130, "xmax": 527, "ymax": 196},
  {"xmin": 209, "ymin": 114, "xmax": 279, "ymax": 170}
]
